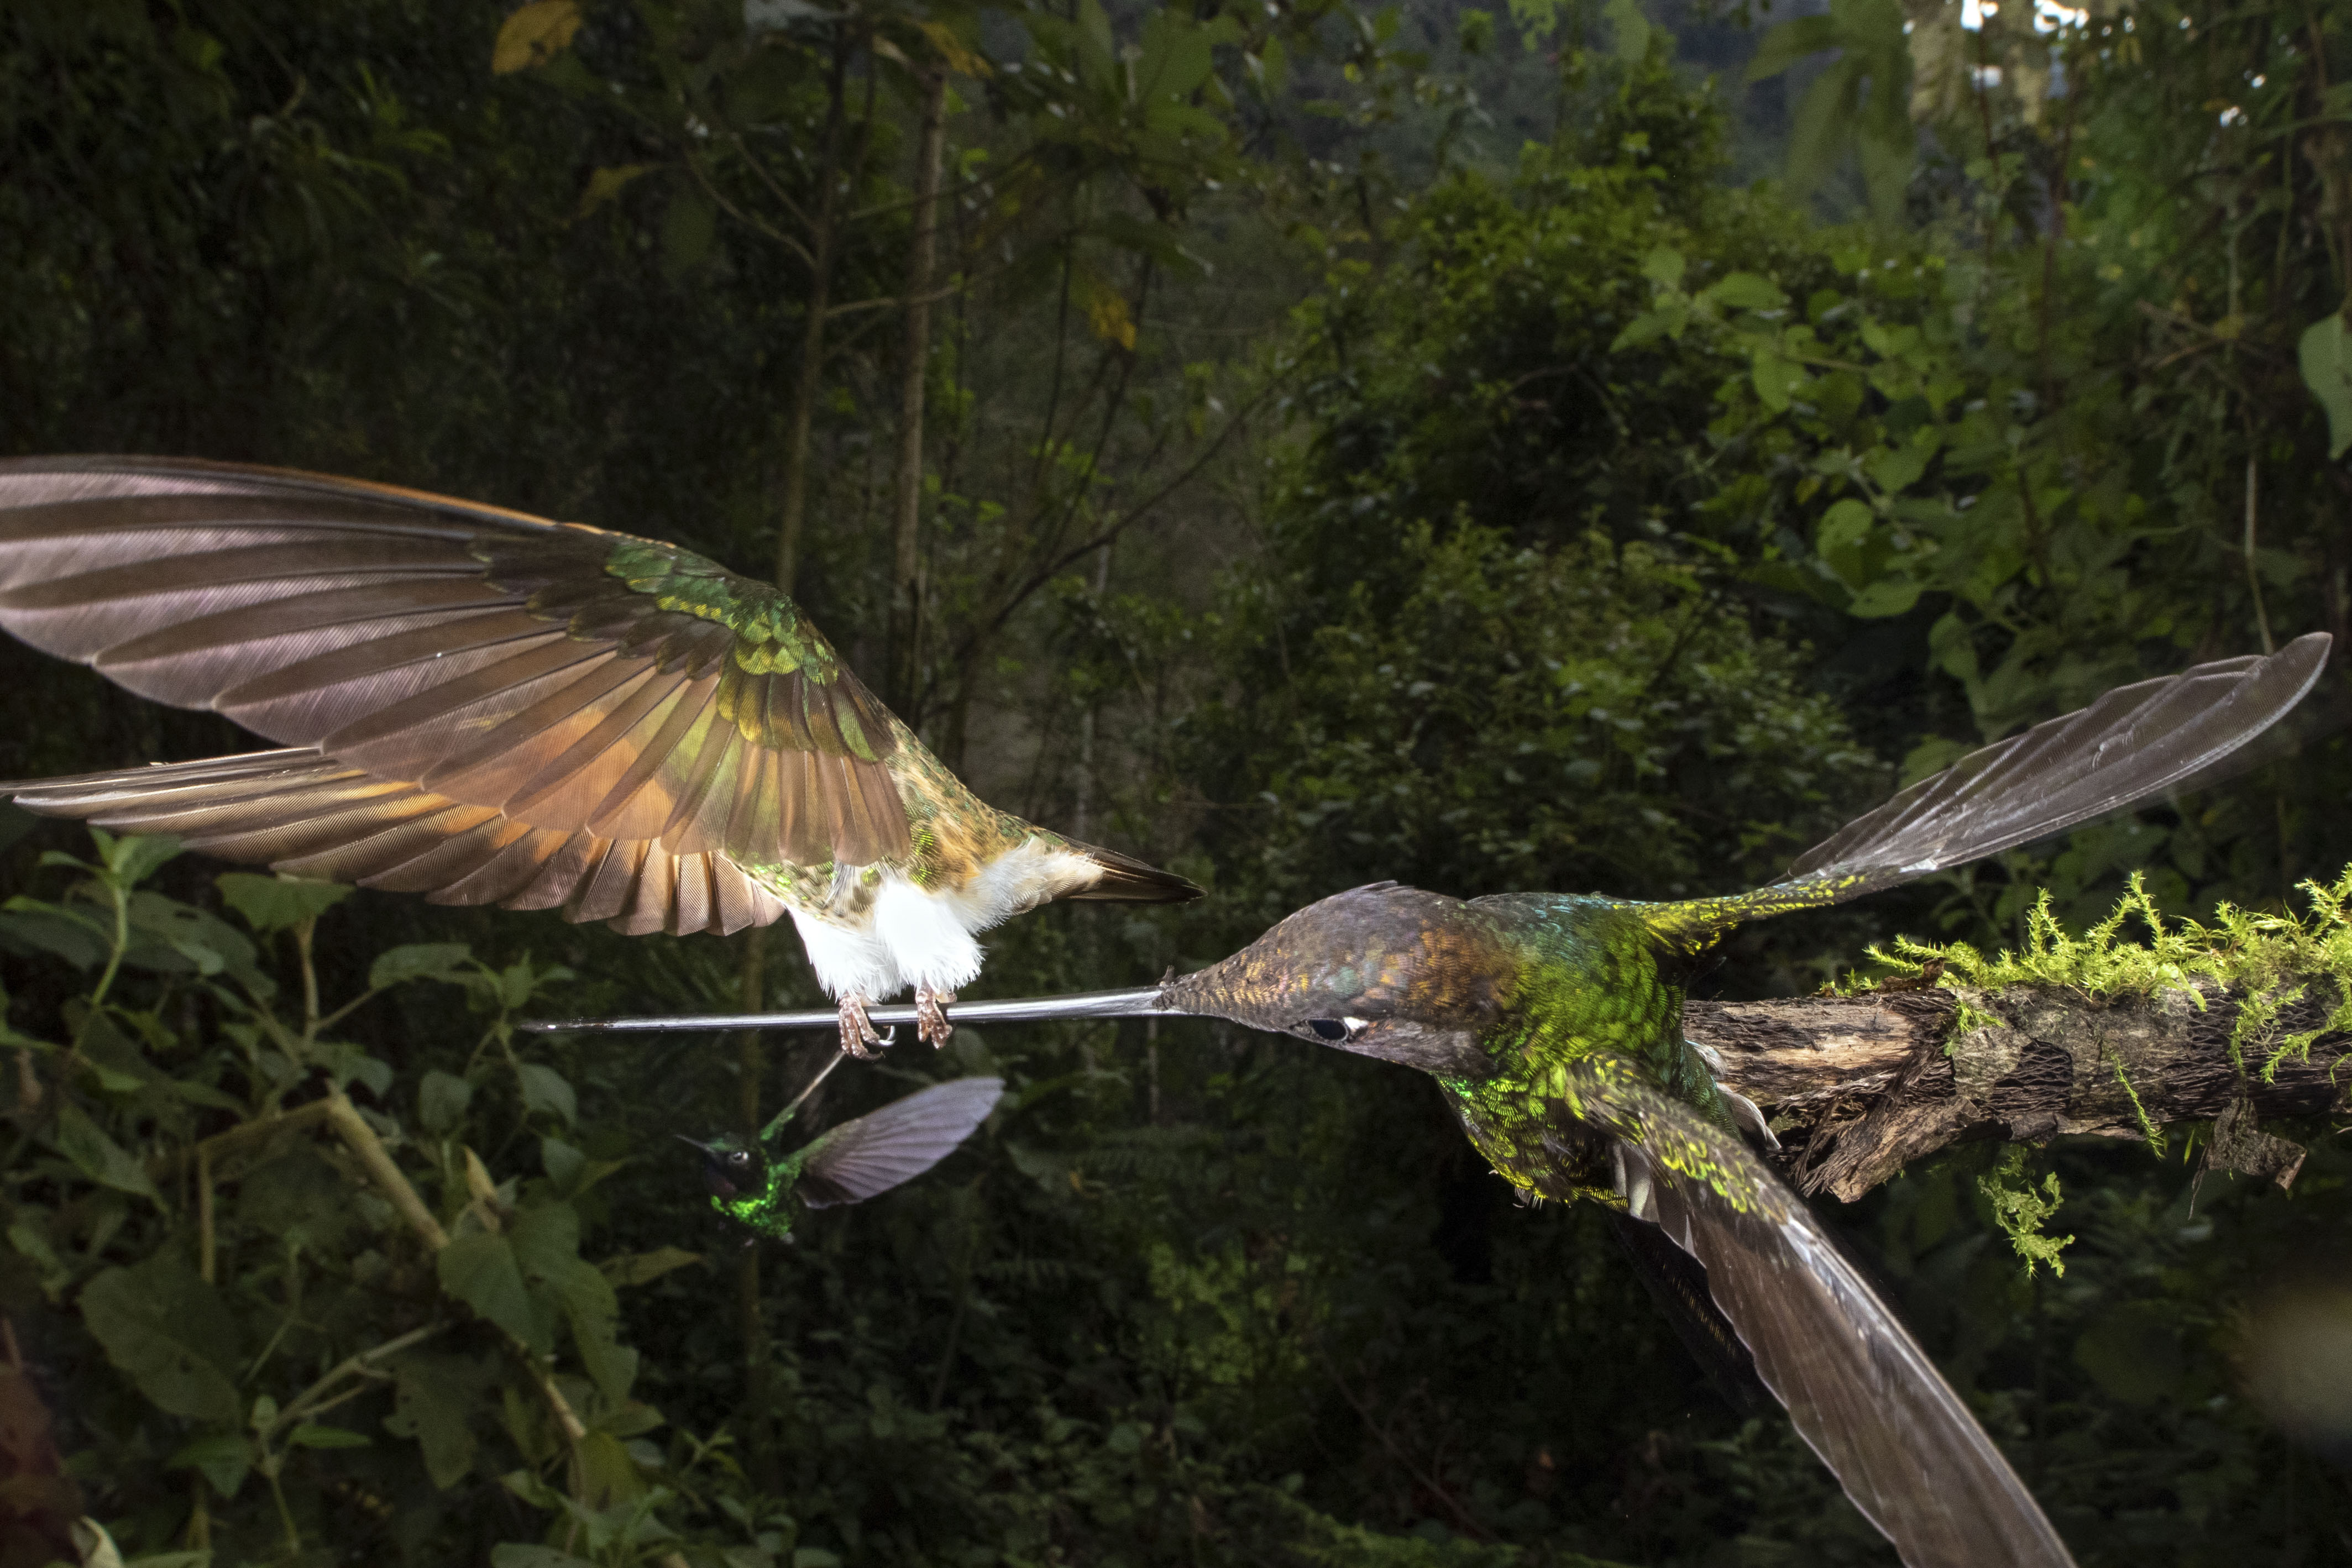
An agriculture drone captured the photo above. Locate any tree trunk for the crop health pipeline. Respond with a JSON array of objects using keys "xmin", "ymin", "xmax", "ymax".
[
  {"xmin": 773, "ymin": 36, "xmax": 852, "ymax": 596},
  {"xmin": 1689, "ymin": 978, "xmax": 2349, "ymax": 1202},
  {"xmin": 887, "ymin": 67, "xmax": 949, "ymax": 714}
]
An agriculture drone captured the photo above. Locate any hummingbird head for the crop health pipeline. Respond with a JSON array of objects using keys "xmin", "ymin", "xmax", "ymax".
[
  {"xmin": 678, "ymin": 1132, "xmax": 765, "ymax": 1200},
  {"xmin": 1159, "ymin": 883, "xmax": 1511, "ymax": 1077}
]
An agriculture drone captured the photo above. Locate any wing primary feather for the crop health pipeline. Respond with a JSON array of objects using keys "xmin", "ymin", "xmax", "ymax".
[
  {"xmin": 1580, "ymin": 1072, "xmax": 2077, "ymax": 1568},
  {"xmin": 796, "ymin": 1078, "xmax": 1005, "ymax": 1208}
]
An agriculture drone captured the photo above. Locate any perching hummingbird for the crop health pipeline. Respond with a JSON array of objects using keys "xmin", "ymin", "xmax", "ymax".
[
  {"xmin": 683, "ymin": 1075, "xmax": 1004, "ymax": 1242},
  {"xmin": 0, "ymin": 457, "xmax": 1197, "ymax": 1055},
  {"xmin": 585, "ymin": 636, "xmax": 2330, "ymax": 1568},
  {"xmin": 1141, "ymin": 634, "xmax": 2332, "ymax": 1568}
]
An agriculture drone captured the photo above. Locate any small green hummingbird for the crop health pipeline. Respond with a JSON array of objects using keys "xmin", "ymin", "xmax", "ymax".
[
  {"xmin": 682, "ymin": 1075, "xmax": 1004, "ymax": 1242},
  {"xmin": 1146, "ymin": 634, "xmax": 2330, "ymax": 1568},
  {"xmin": 0, "ymin": 458, "xmax": 1197, "ymax": 1056}
]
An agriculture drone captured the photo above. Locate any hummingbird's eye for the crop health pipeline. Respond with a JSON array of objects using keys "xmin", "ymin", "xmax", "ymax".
[
  {"xmin": 728, "ymin": 1150, "xmax": 752, "ymax": 1167},
  {"xmin": 1302, "ymin": 1018, "xmax": 1366, "ymax": 1042}
]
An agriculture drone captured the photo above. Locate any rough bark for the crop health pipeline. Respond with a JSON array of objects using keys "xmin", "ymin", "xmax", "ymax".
[{"xmin": 1685, "ymin": 978, "xmax": 2349, "ymax": 1202}]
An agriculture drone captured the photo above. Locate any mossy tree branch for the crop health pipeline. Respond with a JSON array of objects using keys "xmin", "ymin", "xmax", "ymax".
[
  {"xmin": 1693, "ymin": 979, "xmax": 2346, "ymax": 1201},
  {"xmin": 1696, "ymin": 869, "xmax": 2352, "ymax": 1202}
]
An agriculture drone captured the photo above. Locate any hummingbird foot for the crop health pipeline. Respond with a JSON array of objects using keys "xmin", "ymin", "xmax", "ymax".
[
  {"xmin": 838, "ymin": 994, "xmax": 895, "ymax": 1058},
  {"xmin": 915, "ymin": 987, "xmax": 956, "ymax": 1048}
]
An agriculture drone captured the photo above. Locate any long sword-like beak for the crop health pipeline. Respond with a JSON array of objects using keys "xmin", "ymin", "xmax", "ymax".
[{"xmin": 521, "ymin": 984, "xmax": 1182, "ymax": 1036}]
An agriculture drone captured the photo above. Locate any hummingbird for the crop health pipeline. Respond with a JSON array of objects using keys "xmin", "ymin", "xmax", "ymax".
[
  {"xmin": 0, "ymin": 457, "xmax": 1197, "ymax": 1054},
  {"xmin": 682, "ymin": 1074, "xmax": 1004, "ymax": 1242},
  {"xmin": 1140, "ymin": 633, "xmax": 2333, "ymax": 1568},
  {"xmin": 522, "ymin": 641, "xmax": 2331, "ymax": 1564}
]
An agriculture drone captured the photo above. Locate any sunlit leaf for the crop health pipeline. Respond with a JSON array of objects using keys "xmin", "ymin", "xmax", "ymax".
[{"xmin": 491, "ymin": 0, "xmax": 581, "ymax": 74}]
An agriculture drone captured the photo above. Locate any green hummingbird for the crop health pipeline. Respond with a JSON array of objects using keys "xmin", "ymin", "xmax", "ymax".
[
  {"xmin": 1142, "ymin": 634, "xmax": 2331, "ymax": 1568},
  {"xmin": 0, "ymin": 457, "xmax": 1197, "ymax": 1055},
  {"xmin": 682, "ymin": 1075, "xmax": 1004, "ymax": 1242}
]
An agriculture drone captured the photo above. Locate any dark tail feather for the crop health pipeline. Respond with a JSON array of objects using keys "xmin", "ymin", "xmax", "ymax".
[
  {"xmin": 1609, "ymin": 1210, "xmax": 1769, "ymax": 1417},
  {"xmin": 1652, "ymin": 633, "xmax": 2330, "ymax": 944},
  {"xmin": 1063, "ymin": 842, "xmax": 1202, "ymax": 904}
]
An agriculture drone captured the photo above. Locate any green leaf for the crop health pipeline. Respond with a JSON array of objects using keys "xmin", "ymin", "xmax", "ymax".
[
  {"xmin": 289, "ymin": 1423, "xmax": 372, "ymax": 1448},
  {"xmin": 420, "ymin": 1071, "xmax": 474, "ymax": 1135},
  {"xmin": 167, "ymin": 1430, "xmax": 254, "ymax": 1498},
  {"xmin": 81, "ymin": 1255, "xmax": 242, "ymax": 1422},
  {"xmin": 1847, "ymin": 575, "xmax": 1923, "ymax": 617},
  {"xmin": 438, "ymin": 1233, "xmax": 551, "ymax": 1354},
  {"xmin": 1750, "ymin": 347, "xmax": 1808, "ymax": 412},
  {"xmin": 515, "ymin": 1063, "xmax": 577, "ymax": 1126},
  {"xmin": 216, "ymin": 873, "xmax": 353, "ymax": 935},
  {"xmin": 386, "ymin": 1352, "xmax": 493, "ymax": 1490},
  {"xmin": 1816, "ymin": 497, "xmax": 1874, "ymax": 556},
  {"xmin": 1639, "ymin": 245, "xmax": 1685, "ymax": 287},
  {"xmin": 600, "ymin": 1247, "xmax": 703, "ymax": 1288},
  {"xmin": 0, "ymin": 901, "xmax": 109, "ymax": 970},
  {"xmin": 1601, "ymin": 0, "xmax": 1648, "ymax": 60},
  {"xmin": 1706, "ymin": 272, "xmax": 1788, "ymax": 312},
  {"xmin": 370, "ymin": 942, "xmax": 474, "ymax": 990},
  {"xmin": 2300, "ymin": 313, "xmax": 2352, "ymax": 459},
  {"xmin": 541, "ymin": 1135, "xmax": 585, "ymax": 1189},
  {"xmin": 102, "ymin": 833, "xmax": 184, "ymax": 888},
  {"xmin": 54, "ymin": 1103, "xmax": 161, "ymax": 1202}
]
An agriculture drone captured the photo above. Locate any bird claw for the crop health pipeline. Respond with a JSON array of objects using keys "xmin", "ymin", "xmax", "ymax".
[
  {"xmin": 838, "ymin": 995, "xmax": 894, "ymax": 1059},
  {"xmin": 915, "ymin": 987, "xmax": 956, "ymax": 1048}
]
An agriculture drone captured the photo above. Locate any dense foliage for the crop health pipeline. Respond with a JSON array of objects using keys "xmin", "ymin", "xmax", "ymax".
[{"xmin": 5, "ymin": 0, "xmax": 2352, "ymax": 1565}]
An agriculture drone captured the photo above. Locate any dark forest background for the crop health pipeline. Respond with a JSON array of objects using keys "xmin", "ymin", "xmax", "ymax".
[{"xmin": 5, "ymin": 0, "xmax": 2352, "ymax": 1563}]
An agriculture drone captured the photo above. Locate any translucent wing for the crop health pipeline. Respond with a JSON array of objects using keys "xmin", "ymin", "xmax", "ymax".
[
  {"xmin": 1782, "ymin": 634, "xmax": 2327, "ymax": 898},
  {"xmin": 797, "ymin": 1077, "xmax": 1004, "ymax": 1208},
  {"xmin": 1573, "ymin": 1069, "xmax": 2076, "ymax": 1568},
  {"xmin": 5, "ymin": 752, "xmax": 781, "ymax": 936},
  {"xmin": 0, "ymin": 457, "xmax": 909, "ymax": 870}
]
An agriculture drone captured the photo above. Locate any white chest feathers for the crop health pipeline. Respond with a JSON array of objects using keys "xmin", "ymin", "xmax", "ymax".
[{"xmin": 786, "ymin": 839, "xmax": 1105, "ymax": 1000}]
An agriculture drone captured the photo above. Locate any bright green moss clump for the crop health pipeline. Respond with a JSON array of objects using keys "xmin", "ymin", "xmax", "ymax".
[{"xmin": 1869, "ymin": 867, "xmax": 2352, "ymax": 1083}]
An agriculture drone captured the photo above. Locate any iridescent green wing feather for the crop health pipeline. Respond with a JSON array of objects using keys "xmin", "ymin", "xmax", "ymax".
[
  {"xmin": 1521, "ymin": 1061, "xmax": 2076, "ymax": 1568},
  {"xmin": 1651, "ymin": 634, "xmax": 2329, "ymax": 949},
  {"xmin": 0, "ymin": 457, "xmax": 910, "ymax": 914},
  {"xmin": 795, "ymin": 1077, "xmax": 1003, "ymax": 1209}
]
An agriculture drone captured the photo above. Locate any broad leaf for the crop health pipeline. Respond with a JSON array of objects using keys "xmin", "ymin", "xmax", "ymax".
[
  {"xmin": 216, "ymin": 873, "xmax": 352, "ymax": 935},
  {"xmin": 438, "ymin": 1233, "xmax": 551, "ymax": 1354},
  {"xmin": 81, "ymin": 1255, "xmax": 242, "ymax": 1422},
  {"xmin": 2299, "ymin": 312, "xmax": 2352, "ymax": 459},
  {"xmin": 370, "ymin": 943, "xmax": 474, "ymax": 990},
  {"xmin": 54, "ymin": 1104, "xmax": 160, "ymax": 1202}
]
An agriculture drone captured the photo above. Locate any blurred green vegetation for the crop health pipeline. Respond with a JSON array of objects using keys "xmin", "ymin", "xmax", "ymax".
[{"xmin": 3, "ymin": 0, "xmax": 2351, "ymax": 1564}]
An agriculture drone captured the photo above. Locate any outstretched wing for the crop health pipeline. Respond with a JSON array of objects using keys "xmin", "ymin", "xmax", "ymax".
[
  {"xmin": 1552, "ymin": 1064, "xmax": 2076, "ymax": 1568},
  {"xmin": 6, "ymin": 752, "xmax": 783, "ymax": 936},
  {"xmin": 0, "ymin": 457, "xmax": 909, "ymax": 869},
  {"xmin": 797, "ymin": 1077, "xmax": 1004, "ymax": 1208},
  {"xmin": 1656, "ymin": 634, "xmax": 2328, "ymax": 940}
]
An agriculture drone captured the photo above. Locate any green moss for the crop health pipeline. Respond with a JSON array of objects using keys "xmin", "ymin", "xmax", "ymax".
[
  {"xmin": 1977, "ymin": 1146, "xmax": 2073, "ymax": 1277},
  {"xmin": 1867, "ymin": 867, "xmax": 2352, "ymax": 1084}
]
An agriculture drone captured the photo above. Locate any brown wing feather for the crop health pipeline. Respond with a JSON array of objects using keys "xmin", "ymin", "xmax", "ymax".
[
  {"xmin": 6, "ymin": 751, "xmax": 785, "ymax": 937},
  {"xmin": 0, "ymin": 457, "xmax": 909, "ymax": 870}
]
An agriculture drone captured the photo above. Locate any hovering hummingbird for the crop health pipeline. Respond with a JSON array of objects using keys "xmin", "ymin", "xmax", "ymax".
[
  {"xmin": 682, "ymin": 1075, "xmax": 1004, "ymax": 1242},
  {"xmin": 1144, "ymin": 635, "xmax": 2332, "ymax": 1568},
  {"xmin": 0, "ymin": 457, "xmax": 1197, "ymax": 1055},
  {"xmin": 580, "ymin": 635, "xmax": 2330, "ymax": 1568}
]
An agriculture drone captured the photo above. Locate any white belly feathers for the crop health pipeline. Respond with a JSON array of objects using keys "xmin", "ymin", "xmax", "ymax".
[{"xmin": 785, "ymin": 838, "xmax": 1105, "ymax": 1001}]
